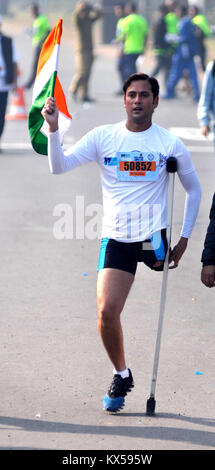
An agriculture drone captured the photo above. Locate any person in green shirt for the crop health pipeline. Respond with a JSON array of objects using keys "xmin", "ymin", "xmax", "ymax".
[
  {"xmin": 164, "ymin": 1, "xmax": 179, "ymax": 57},
  {"xmin": 118, "ymin": 2, "xmax": 148, "ymax": 81},
  {"xmin": 165, "ymin": 8, "xmax": 178, "ymax": 34},
  {"xmin": 112, "ymin": 3, "xmax": 126, "ymax": 95},
  {"xmin": 189, "ymin": 5, "xmax": 211, "ymax": 71},
  {"xmin": 24, "ymin": 3, "xmax": 50, "ymax": 89}
]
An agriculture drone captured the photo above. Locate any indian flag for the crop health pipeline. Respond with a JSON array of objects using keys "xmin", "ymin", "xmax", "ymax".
[{"xmin": 28, "ymin": 18, "xmax": 72, "ymax": 155}]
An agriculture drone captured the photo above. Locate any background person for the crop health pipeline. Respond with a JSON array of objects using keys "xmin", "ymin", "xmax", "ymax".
[
  {"xmin": 117, "ymin": 2, "xmax": 148, "ymax": 81},
  {"xmin": 112, "ymin": 3, "xmax": 126, "ymax": 95},
  {"xmin": 24, "ymin": 2, "xmax": 50, "ymax": 89},
  {"xmin": 197, "ymin": 60, "xmax": 215, "ymax": 142},
  {"xmin": 189, "ymin": 5, "xmax": 211, "ymax": 72},
  {"xmin": 164, "ymin": 0, "xmax": 179, "ymax": 68},
  {"xmin": 151, "ymin": 4, "xmax": 172, "ymax": 83},
  {"xmin": 163, "ymin": 4, "xmax": 199, "ymax": 102},
  {"xmin": 68, "ymin": 1, "xmax": 102, "ymax": 103},
  {"xmin": 0, "ymin": 15, "xmax": 18, "ymax": 152},
  {"xmin": 165, "ymin": 0, "xmax": 179, "ymax": 36}
]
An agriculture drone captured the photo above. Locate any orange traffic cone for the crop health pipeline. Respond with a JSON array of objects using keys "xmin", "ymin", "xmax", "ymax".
[{"xmin": 6, "ymin": 86, "xmax": 27, "ymax": 121}]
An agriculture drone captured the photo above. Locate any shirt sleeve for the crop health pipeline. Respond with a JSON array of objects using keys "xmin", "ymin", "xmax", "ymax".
[
  {"xmin": 197, "ymin": 61, "xmax": 214, "ymax": 127},
  {"xmin": 47, "ymin": 128, "xmax": 99, "ymax": 174},
  {"xmin": 178, "ymin": 170, "xmax": 202, "ymax": 238},
  {"xmin": 171, "ymin": 137, "xmax": 202, "ymax": 238},
  {"xmin": 172, "ymin": 136, "xmax": 195, "ymax": 175}
]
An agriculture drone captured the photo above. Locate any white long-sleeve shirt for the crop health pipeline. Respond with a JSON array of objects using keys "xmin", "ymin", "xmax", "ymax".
[{"xmin": 48, "ymin": 121, "xmax": 201, "ymax": 241}]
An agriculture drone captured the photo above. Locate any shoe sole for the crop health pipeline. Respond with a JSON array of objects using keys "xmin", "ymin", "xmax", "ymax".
[
  {"xmin": 103, "ymin": 394, "xmax": 125, "ymax": 412},
  {"xmin": 103, "ymin": 383, "xmax": 134, "ymax": 413}
]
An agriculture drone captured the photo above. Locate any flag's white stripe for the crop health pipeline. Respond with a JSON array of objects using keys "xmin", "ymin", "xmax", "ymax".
[
  {"xmin": 40, "ymin": 110, "xmax": 71, "ymax": 141},
  {"xmin": 32, "ymin": 44, "xmax": 60, "ymax": 102}
]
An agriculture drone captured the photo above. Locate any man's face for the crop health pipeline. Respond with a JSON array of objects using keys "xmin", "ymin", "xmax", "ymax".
[
  {"xmin": 189, "ymin": 6, "xmax": 196, "ymax": 18},
  {"xmin": 124, "ymin": 80, "xmax": 159, "ymax": 126},
  {"xmin": 175, "ymin": 6, "xmax": 182, "ymax": 18},
  {"xmin": 125, "ymin": 5, "xmax": 132, "ymax": 15},
  {"xmin": 114, "ymin": 6, "xmax": 123, "ymax": 18}
]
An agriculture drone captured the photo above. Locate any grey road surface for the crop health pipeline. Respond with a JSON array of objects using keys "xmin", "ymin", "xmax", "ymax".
[{"xmin": 0, "ymin": 24, "xmax": 215, "ymax": 453}]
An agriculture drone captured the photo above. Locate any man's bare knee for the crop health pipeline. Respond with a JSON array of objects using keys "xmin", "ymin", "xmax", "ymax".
[{"xmin": 97, "ymin": 301, "xmax": 121, "ymax": 327}]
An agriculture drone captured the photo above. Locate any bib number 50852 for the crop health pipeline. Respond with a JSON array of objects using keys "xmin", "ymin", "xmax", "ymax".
[{"xmin": 120, "ymin": 161, "xmax": 155, "ymax": 172}]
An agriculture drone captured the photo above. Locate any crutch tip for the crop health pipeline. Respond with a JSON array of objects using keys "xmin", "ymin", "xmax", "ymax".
[{"xmin": 146, "ymin": 396, "xmax": 156, "ymax": 416}]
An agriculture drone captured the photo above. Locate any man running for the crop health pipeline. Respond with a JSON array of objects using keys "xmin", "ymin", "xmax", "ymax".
[{"xmin": 42, "ymin": 73, "xmax": 201, "ymax": 412}]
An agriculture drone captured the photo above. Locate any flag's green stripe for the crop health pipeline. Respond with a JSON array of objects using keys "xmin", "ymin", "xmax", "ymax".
[{"xmin": 28, "ymin": 71, "xmax": 57, "ymax": 156}]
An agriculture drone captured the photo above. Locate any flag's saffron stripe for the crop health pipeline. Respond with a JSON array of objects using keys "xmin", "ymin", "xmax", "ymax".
[
  {"xmin": 54, "ymin": 76, "xmax": 71, "ymax": 118},
  {"xmin": 36, "ymin": 18, "xmax": 62, "ymax": 78}
]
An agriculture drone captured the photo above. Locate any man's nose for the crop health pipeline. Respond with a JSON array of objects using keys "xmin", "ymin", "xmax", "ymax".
[{"xmin": 134, "ymin": 93, "xmax": 141, "ymax": 103}]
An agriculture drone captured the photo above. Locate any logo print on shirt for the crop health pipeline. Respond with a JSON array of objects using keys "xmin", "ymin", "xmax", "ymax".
[
  {"xmin": 158, "ymin": 153, "xmax": 167, "ymax": 168},
  {"xmin": 104, "ymin": 157, "xmax": 117, "ymax": 166}
]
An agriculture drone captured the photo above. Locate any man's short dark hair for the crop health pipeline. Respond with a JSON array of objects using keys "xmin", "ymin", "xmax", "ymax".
[
  {"xmin": 123, "ymin": 73, "xmax": 160, "ymax": 100},
  {"xmin": 159, "ymin": 4, "xmax": 168, "ymax": 15},
  {"xmin": 30, "ymin": 2, "xmax": 39, "ymax": 15},
  {"xmin": 176, "ymin": 4, "xmax": 188, "ymax": 16},
  {"xmin": 126, "ymin": 2, "xmax": 137, "ymax": 13}
]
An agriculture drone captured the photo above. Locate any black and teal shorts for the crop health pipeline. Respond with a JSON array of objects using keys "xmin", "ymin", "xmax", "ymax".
[{"xmin": 97, "ymin": 229, "xmax": 168, "ymax": 276}]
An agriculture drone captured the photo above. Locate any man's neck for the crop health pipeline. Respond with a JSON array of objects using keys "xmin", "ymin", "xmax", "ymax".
[{"xmin": 125, "ymin": 120, "xmax": 152, "ymax": 132}]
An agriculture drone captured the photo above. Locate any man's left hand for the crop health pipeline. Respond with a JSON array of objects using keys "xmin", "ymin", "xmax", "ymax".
[{"xmin": 169, "ymin": 237, "xmax": 188, "ymax": 268}]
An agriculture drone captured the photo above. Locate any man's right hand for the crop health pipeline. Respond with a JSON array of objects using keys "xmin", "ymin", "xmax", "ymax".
[
  {"xmin": 201, "ymin": 265, "xmax": 215, "ymax": 288},
  {"xmin": 200, "ymin": 125, "xmax": 210, "ymax": 137},
  {"xmin": 41, "ymin": 97, "xmax": 59, "ymax": 133}
]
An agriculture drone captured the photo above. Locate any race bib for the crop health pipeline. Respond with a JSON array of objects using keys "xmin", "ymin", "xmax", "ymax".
[{"xmin": 116, "ymin": 151, "xmax": 159, "ymax": 182}]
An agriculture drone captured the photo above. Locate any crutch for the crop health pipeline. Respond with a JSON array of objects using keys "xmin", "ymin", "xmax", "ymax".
[{"xmin": 146, "ymin": 156, "xmax": 177, "ymax": 416}]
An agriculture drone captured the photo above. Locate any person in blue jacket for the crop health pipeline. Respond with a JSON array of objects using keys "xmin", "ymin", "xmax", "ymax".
[
  {"xmin": 0, "ymin": 15, "xmax": 18, "ymax": 152},
  {"xmin": 197, "ymin": 60, "xmax": 215, "ymax": 143},
  {"xmin": 163, "ymin": 4, "xmax": 199, "ymax": 101},
  {"xmin": 201, "ymin": 193, "xmax": 215, "ymax": 288},
  {"xmin": 198, "ymin": 62, "xmax": 215, "ymax": 287}
]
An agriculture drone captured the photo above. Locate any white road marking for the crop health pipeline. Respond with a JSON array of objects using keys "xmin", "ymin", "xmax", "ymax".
[
  {"xmin": 1, "ymin": 136, "xmax": 75, "ymax": 151},
  {"xmin": 169, "ymin": 127, "xmax": 214, "ymax": 141},
  {"xmin": 1, "ymin": 142, "xmax": 32, "ymax": 149},
  {"xmin": 187, "ymin": 146, "xmax": 214, "ymax": 153},
  {"xmin": 1, "ymin": 128, "xmax": 214, "ymax": 154}
]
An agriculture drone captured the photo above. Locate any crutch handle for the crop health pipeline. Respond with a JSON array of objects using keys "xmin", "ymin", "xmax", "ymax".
[{"xmin": 166, "ymin": 156, "xmax": 177, "ymax": 173}]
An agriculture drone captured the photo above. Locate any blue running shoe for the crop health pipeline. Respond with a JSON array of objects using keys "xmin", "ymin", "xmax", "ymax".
[{"xmin": 103, "ymin": 369, "xmax": 134, "ymax": 412}]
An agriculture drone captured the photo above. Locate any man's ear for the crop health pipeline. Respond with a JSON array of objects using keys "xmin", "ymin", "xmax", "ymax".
[{"xmin": 153, "ymin": 95, "xmax": 159, "ymax": 109}]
